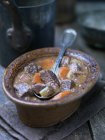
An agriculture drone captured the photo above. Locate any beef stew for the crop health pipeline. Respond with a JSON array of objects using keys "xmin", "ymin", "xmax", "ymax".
[{"xmin": 13, "ymin": 55, "xmax": 89, "ymax": 101}]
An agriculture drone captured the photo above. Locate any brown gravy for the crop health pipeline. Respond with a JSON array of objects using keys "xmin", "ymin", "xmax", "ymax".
[{"xmin": 14, "ymin": 56, "xmax": 89, "ymax": 101}]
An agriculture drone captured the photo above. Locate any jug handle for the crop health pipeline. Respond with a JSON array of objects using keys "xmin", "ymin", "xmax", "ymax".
[
  {"xmin": 0, "ymin": 0, "xmax": 23, "ymax": 30},
  {"xmin": 0, "ymin": 0, "xmax": 32, "ymax": 52}
]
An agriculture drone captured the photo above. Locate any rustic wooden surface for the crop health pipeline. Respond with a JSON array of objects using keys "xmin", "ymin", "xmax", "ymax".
[{"xmin": 0, "ymin": 2, "xmax": 105, "ymax": 140}]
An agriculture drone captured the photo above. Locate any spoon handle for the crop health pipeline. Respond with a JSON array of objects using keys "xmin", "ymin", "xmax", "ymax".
[{"xmin": 52, "ymin": 29, "xmax": 77, "ymax": 73}]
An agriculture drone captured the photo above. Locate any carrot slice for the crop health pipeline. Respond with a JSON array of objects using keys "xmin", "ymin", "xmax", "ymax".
[
  {"xmin": 32, "ymin": 73, "xmax": 42, "ymax": 84},
  {"xmin": 53, "ymin": 90, "xmax": 72, "ymax": 100},
  {"xmin": 39, "ymin": 59, "xmax": 55, "ymax": 70},
  {"xmin": 59, "ymin": 66, "xmax": 69, "ymax": 79},
  {"xmin": 60, "ymin": 91, "xmax": 72, "ymax": 98}
]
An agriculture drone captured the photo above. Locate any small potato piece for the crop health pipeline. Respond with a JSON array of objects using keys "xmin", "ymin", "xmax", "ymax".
[
  {"xmin": 53, "ymin": 90, "xmax": 72, "ymax": 100},
  {"xmin": 58, "ymin": 66, "xmax": 69, "ymax": 79},
  {"xmin": 39, "ymin": 86, "xmax": 54, "ymax": 97},
  {"xmin": 32, "ymin": 73, "xmax": 42, "ymax": 84}
]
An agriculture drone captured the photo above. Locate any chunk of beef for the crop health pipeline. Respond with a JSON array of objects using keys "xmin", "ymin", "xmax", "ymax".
[
  {"xmin": 39, "ymin": 70, "xmax": 60, "ymax": 97},
  {"xmin": 40, "ymin": 70, "xmax": 60, "ymax": 86},
  {"xmin": 14, "ymin": 83, "xmax": 33, "ymax": 97},
  {"xmin": 24, "ymin": 62, "xmax": 42, "ymax": 74},
  {"xmin": 61, "ymin": 56, "xmax": 70, "ymax": 66},
  {"xmin": 31, "ymin": 84, "xmax": 46, "ymax": 94},
  {"xmin": 46, "ymin": 81, "xmax": 60, "ymax": 93},
  {"xmin": 60, "ymin": 80, "xmax": 75, "ymax": 91},
  {"xmin": 14, "ymin": 72, "xmax": 32, "ymax": 85}
]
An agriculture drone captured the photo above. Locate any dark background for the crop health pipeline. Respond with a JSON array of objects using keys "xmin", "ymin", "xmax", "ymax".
[{"xmin": 79, "ymin": 0, "xmax": 105, "ymax": 1}]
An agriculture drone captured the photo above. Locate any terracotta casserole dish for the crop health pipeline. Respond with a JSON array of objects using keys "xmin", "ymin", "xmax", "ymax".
[{"xmin": 3, "ymin": 48, "xmax": 100, "ymax": 127}]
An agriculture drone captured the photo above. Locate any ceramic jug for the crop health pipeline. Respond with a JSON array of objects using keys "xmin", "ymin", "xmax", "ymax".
[{"xmin": 0, "ymin": 0, "xmax": 55, "ymax": 67}]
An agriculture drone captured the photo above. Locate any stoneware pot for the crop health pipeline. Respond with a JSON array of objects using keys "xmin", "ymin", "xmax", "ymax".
[
  {"xmin": 78, "ymin": 10, "xmax": 105, "ymax": 49},
  {"xmin": 3, "ymin": 48, "xmax": 100, "ymax": 127}
]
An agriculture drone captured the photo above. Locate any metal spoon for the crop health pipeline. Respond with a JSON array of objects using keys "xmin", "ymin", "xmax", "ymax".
[
  {"xmin": 52, "ymin": 29, "xmax": 77, "ymax": 74},
  {"xmin": 35, "ymin": 29, "xmax": 77, "ymax": 100}
]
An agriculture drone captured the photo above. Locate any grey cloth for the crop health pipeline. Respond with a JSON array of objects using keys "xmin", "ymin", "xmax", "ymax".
[{"xmin": 0, "ymin": 82, "xmax": 105, "ymax": 140}]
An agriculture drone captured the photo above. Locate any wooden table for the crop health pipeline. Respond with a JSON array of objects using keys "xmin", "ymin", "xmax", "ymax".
[{"xmin": 0, "ymin": 2, "xmax": 105, "ymax": 140}]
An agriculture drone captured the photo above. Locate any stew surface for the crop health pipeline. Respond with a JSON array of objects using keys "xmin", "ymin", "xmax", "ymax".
[{"xmin": 13, "ymin": 55, "xmax": 89, "ymax": 101}]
